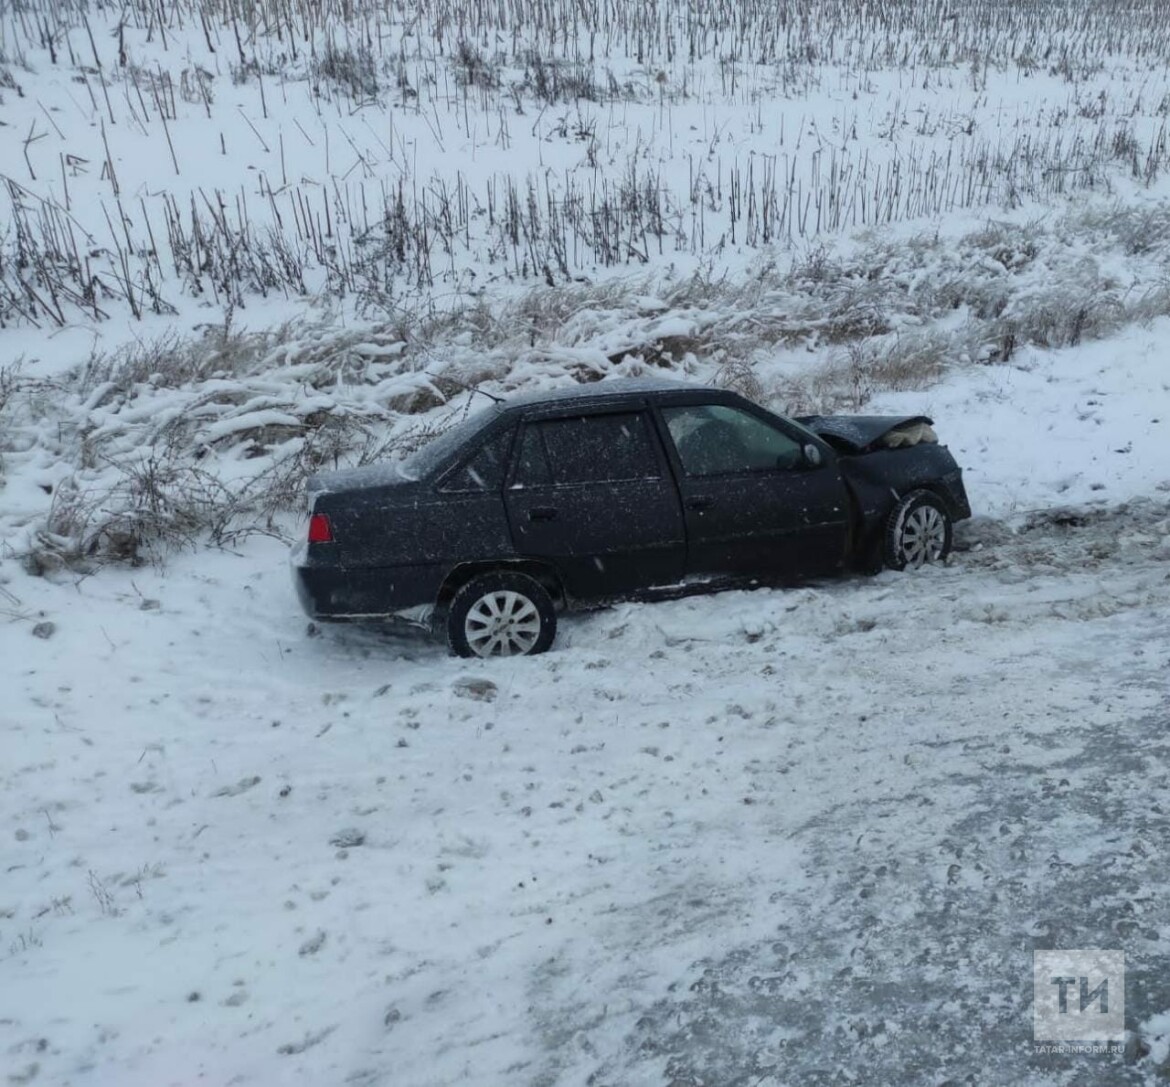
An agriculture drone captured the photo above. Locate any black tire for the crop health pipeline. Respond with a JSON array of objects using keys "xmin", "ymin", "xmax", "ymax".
[
  {"xmin": 447, "ymin": 571, "xmax": 557, "ymax": 658},
  {"xmin": 883, "ymin": 490, "xmax": 953, "ymax": 571}
]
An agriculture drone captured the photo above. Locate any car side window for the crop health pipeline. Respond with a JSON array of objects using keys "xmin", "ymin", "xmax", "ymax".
[
  {"xmin": 537, "ymin": 412, "xmax": 661, "ymax": 485},
  {"xmin": 439, "ymin": 427, "xmax": 514, "ymax": 492},
  {"xmin": 512, "ymin": 424, "xmax": 554, "ymax": 487},
  {"xmin": 663, "ymin": 404, "xmax": 803, "ymax": 476}
]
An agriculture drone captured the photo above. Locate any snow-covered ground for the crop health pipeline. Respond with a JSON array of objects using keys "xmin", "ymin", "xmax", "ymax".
[
  {"xmin": 4, "ymin": 0, "xmax": 1170, "ymax": 1083},
  {"xmin": 3, "ymin": 322, "xmax": 1170, "ymax": 1084},
  {"xmin": 3, "ymin": 487, "xmax": 1169, "ymax": 1085}
]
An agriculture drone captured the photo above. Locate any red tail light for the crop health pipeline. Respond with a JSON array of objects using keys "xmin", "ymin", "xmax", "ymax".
[{"xmin": 308, "ymin": 513, "xmax": 334, "ymax": 543}]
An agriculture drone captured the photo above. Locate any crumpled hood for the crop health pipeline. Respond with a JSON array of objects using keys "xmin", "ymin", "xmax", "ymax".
[{"xmin": 796, "ymin": 414, "xmax": 936, "ymax": 453}]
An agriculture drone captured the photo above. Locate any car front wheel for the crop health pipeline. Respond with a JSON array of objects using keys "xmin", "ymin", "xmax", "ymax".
[
  {"xmin": 884, "ymin": 491, "xmax": 953, "ymax": 570},
  {"xmin": 447, "ymin": 571, "xmax": 557, "ymax": 658}
]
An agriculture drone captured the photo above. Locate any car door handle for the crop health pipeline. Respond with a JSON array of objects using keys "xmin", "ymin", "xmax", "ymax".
[
  {"xmin": 686, "ymin": 496, "xmax": 713, "ymax": 511},
  {"xmin": 528, "ymin": 507, "xmax": 558, "ymax": 522}
]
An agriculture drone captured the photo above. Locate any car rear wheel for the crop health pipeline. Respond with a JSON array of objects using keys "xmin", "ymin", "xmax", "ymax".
[
  {"xmin": 447, "ymin": 571, "xmax": 557, "ymax": 658},
  {"xmin": 884, "ymin": 491, "xmax": 952, "ymax": 571}
]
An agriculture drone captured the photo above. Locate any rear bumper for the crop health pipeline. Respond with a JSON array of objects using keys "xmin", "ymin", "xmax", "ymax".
[
  {"xmin": 291, "ymin": 544, "xmax": 444, "ymax": 620},
  {"xmin": 292, "ymin": 560, "xmax": 348, "ymax": 619}
]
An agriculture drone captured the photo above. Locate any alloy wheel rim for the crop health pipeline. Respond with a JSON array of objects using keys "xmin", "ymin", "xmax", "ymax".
[
  {"xmin": 901, "ymin": 505, "xmax": 946, "ymax": 567},
  {"xmin": 465, "ymin": 590, "xmax": 542, "ymax": 657}
]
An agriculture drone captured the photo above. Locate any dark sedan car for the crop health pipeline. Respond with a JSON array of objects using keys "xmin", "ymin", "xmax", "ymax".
[{"xmin": 292, "ymin": 379, "xmax": 970, "ymax": 657}]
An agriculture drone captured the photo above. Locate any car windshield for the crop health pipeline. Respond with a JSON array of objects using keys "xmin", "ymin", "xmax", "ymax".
[{"xmin": 398, "ymin": 402, "xmax": 502, "ymax": 480}]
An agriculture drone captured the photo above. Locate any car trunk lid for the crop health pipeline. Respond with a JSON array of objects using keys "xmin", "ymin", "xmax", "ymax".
[{"xmin": 307, "ymin": 461, "xmax": 422, "ymax": 501}]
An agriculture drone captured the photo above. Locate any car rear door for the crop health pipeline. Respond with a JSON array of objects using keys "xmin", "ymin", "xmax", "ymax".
[
  {"xmin": 504, "ymin": 409, "xmax": 686, "ymax": 599},
  {"xmin": 657, "ymin": 402, "xmax": 850, "ymax": 579}
]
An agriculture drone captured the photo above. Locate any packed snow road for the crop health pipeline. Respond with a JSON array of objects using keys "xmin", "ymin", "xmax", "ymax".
[{"xmin": 2, "ymin": 499, "xmax": 1168, "ymax": 1086}]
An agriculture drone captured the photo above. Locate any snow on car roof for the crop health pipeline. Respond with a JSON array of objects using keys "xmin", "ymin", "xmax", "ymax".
[
  {"xmin": 498, "ymin": 376, "xmax": 706, "ymax": 411},
  {"xmin": 311, "ymin": 379, "xmax": 713, "ymax": 492}
]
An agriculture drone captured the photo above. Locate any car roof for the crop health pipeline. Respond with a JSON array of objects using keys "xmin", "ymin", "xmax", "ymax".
[
  {"xmin": 498, "ymin": 377, "xmax": 721, "ymax": 414},
  {"xmin": 312, "ymin": 379, "xmax": 762, "ymax": 492}
]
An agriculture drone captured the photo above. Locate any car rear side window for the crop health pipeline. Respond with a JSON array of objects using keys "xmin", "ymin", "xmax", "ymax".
[
  {"xmin": 512, "ymin": 424, "xmax": 554, "ymax": 487},
  {"xmin": 440, "ymin": 427, "xmax": 514, "ymax": 492},
  {"xmin": 537, "ymin": 412, "xmax": 660, "ymax": 485}
]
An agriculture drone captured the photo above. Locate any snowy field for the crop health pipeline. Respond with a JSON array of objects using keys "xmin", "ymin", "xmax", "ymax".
[{"xmin": 3, "ymin": 0, "xmax": 1170, "ymax": 1083}]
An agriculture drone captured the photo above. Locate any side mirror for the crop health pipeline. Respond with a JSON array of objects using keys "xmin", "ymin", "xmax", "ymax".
[{"xmin": 802, "ymin": 442, "xmax": 823, "ymax": 469}]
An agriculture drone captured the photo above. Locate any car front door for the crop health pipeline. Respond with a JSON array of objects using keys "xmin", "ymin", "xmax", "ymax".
[
  {"xmin": 504, "ymin": 409, "xmax": 686, "ymax": 599},
  {"xmin": 658, "ymin": 403, "xmax": 850, "ymax": 580}
]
